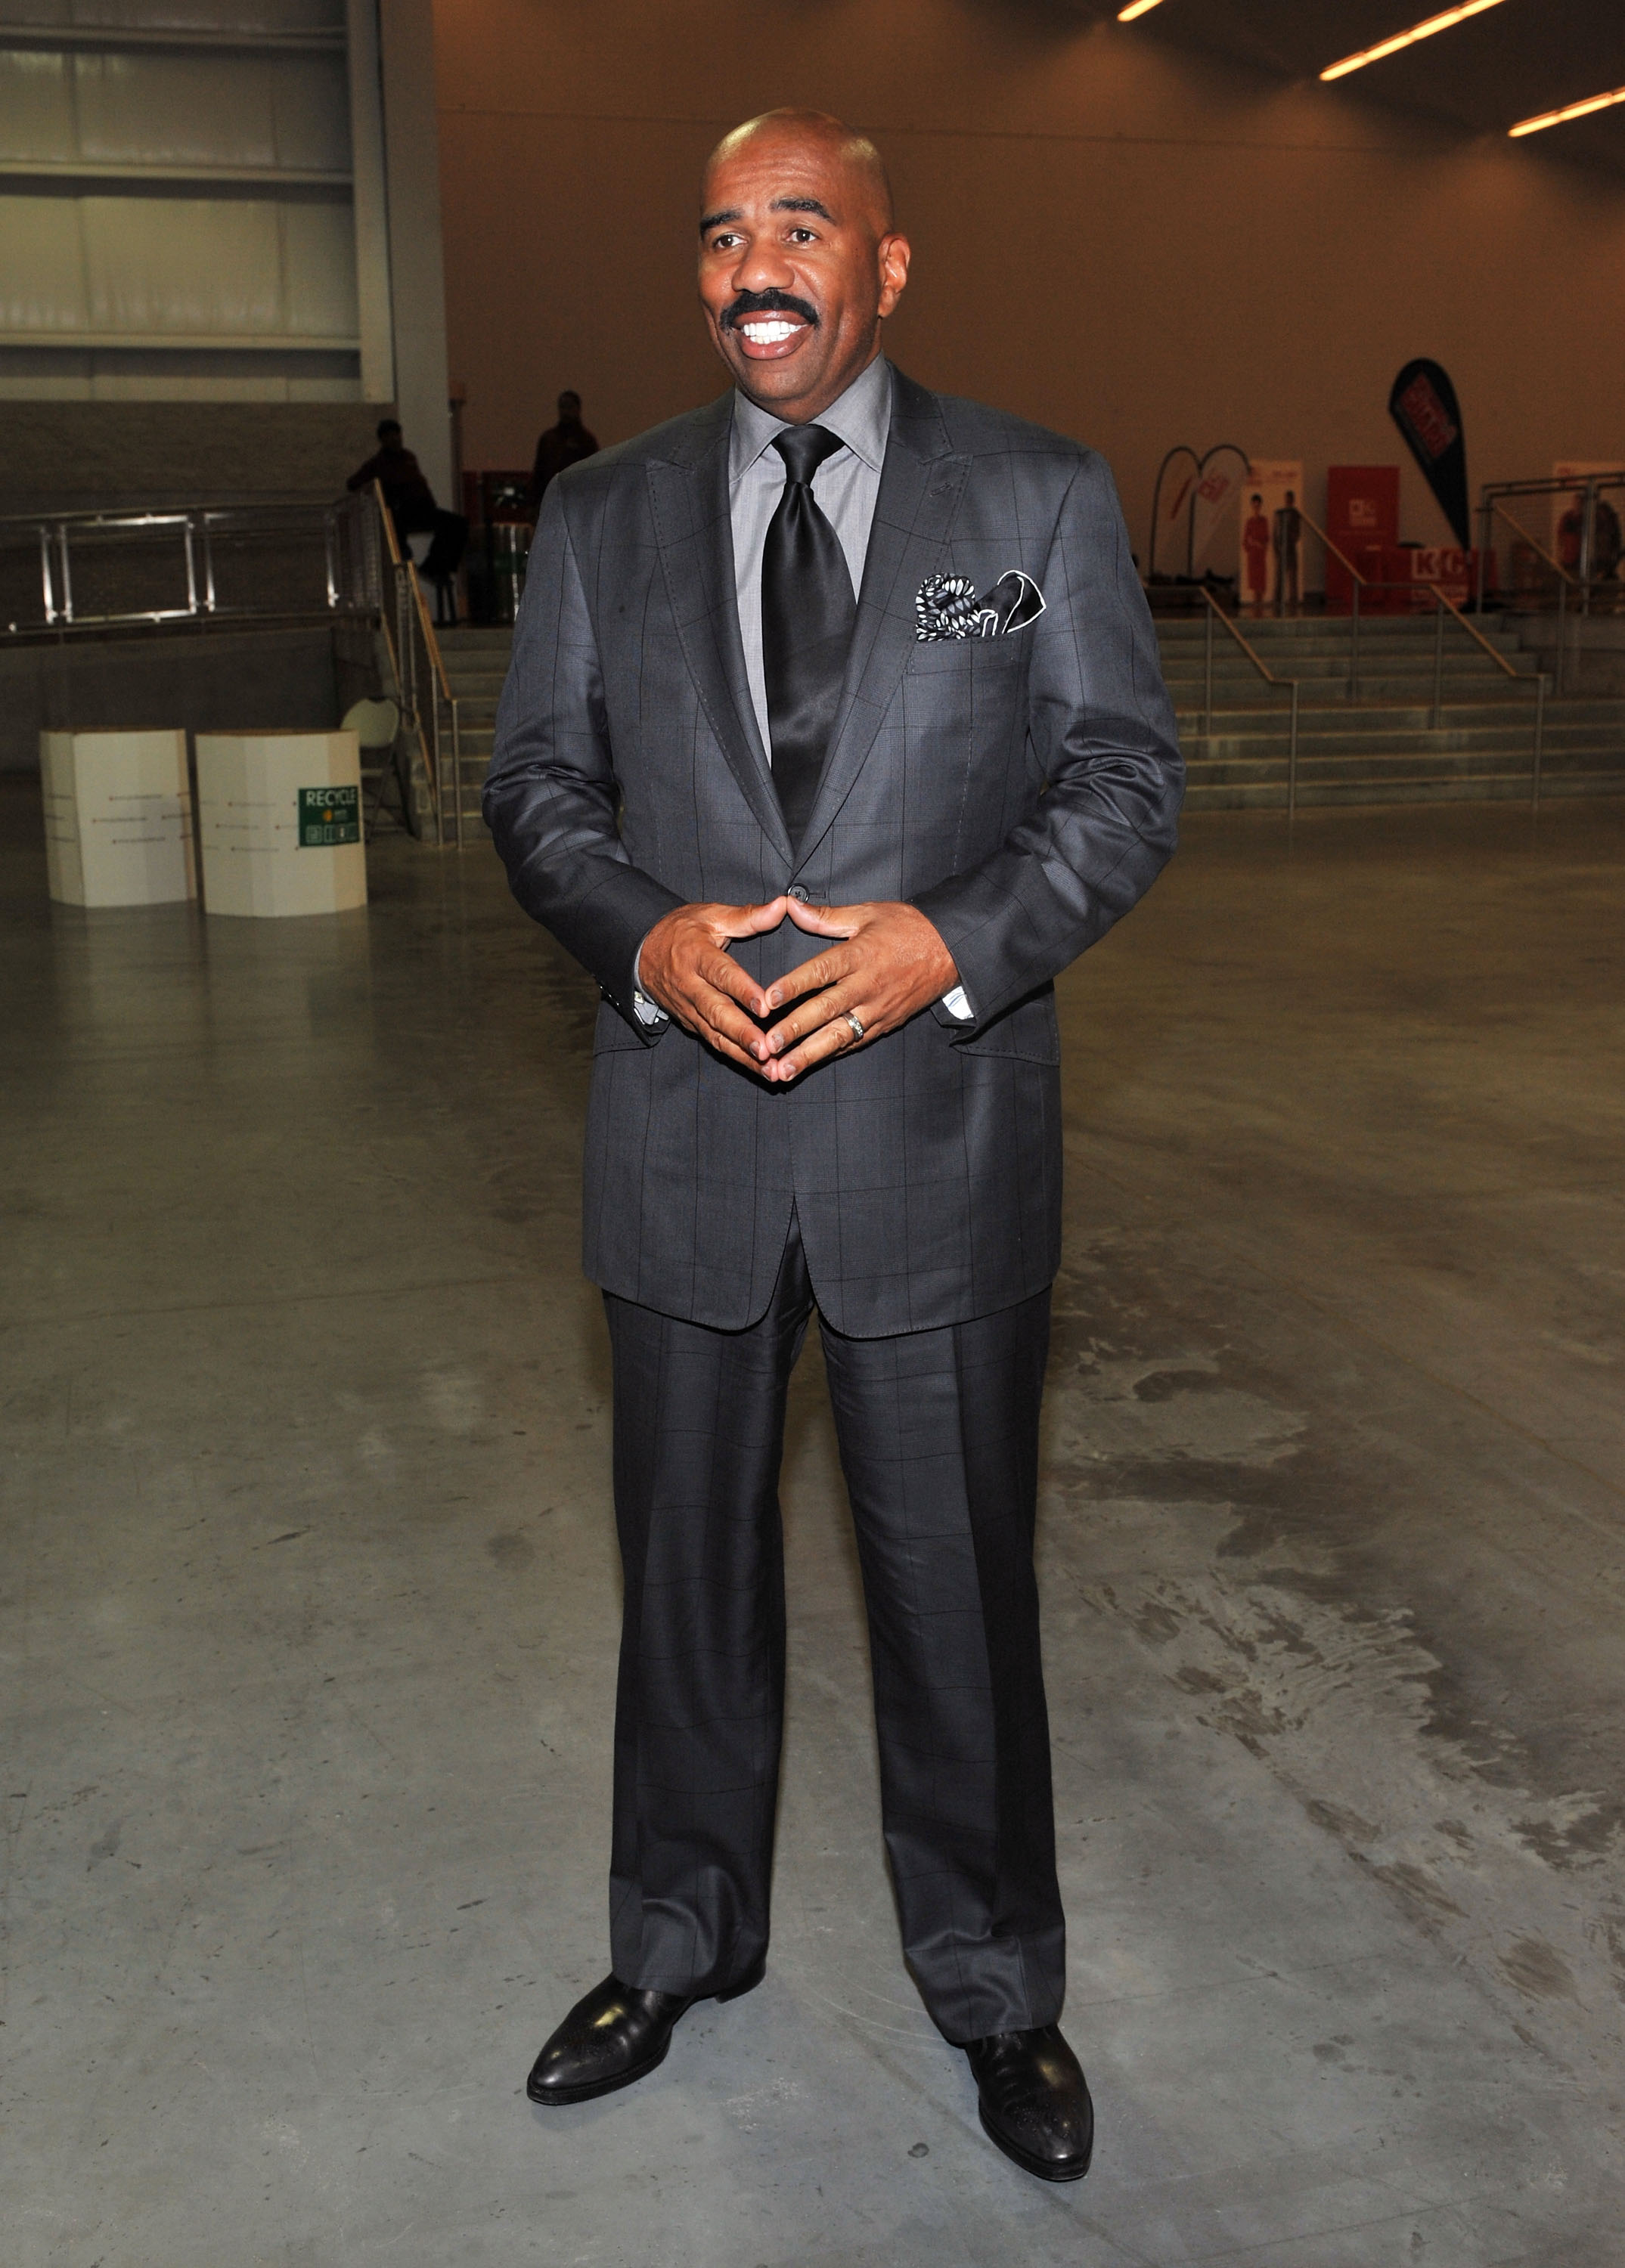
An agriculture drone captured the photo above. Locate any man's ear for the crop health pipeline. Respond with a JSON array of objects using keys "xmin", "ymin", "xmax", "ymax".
[{"xmin": 877, "ymin": 232, "xmax": 910, "ymax": 319}]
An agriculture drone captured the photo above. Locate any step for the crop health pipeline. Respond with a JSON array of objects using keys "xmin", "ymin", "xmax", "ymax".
[
  {"xmin": 445, "ymin": 770, "xmax": 1625, "ymax": 825},
  {"xmin": 1159, "ymin": 640, "xmax": 1516, "ymax": 664},
  {"xmin": 1156, "ymin": 627, "xmax": 1524, "ymax": 656},
  {"xmin": 1181, "ymin": 749, "xmax": 1620, "ymax": 789},
  {"xmin": 1183, "ymin": 771, "xmax": 1625, "ymax": 811},
  {"xmin": 1170, "ymin": 675, "xmax": 1535, "ymax": 704},
  {"xmin": 1174, "ymin": 699, "xmax": 1546, "ymax": 735},
  {"xmin": 1163, "ymin": 667, "xmax": 1518, "ymax": 695},
  {"xmin": 436, "ymin": 627, "xmax": 515, "ymax": 651},
  {"xmin": 1155, "ymin": 612, "xmax": 1517, "ymax": 634}
]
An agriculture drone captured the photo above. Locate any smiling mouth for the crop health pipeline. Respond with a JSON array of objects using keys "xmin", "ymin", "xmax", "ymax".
[
  {"xmin": 722, "ymin": 299, "xmax": 817, "ymax": 360},
  {"xmin": 739, "ymin": 317, "xmax": 804, "ymax": 346}
]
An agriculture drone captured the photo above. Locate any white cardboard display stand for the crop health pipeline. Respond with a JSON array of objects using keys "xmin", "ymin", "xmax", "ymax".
[
  {"xmin": 195, "ymin": 731, "xmax": 367, "ymax": 917},
  {"xmin": 40, "ymin": 730, "xmax": 197, "ymax": 908}
]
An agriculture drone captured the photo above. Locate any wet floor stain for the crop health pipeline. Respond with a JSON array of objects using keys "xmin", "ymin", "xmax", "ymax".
[{"xmin": 1040, "ymin": 1231, "xmax": 1625, "ymax": 2082}]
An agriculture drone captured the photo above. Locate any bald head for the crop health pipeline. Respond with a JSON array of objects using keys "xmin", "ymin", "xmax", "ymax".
[
  {"xmin": 696, "ymin": 110, "xmax": 910, "ymax": 422},
  {"xmin": 704, "ymin": 109, "xmax": 895, "ymax": 234}
]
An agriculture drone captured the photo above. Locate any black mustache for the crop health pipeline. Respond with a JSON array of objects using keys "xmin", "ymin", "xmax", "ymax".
[{"xmin": 721, "ymin": 290, "xmax": 818, "ymax": 330}]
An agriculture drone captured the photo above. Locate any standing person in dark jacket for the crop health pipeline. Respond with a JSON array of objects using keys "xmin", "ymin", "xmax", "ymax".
[
  {"xmin": 527, "ymin": 391, "xmax": 600, "ymax": 514},
  {"xmin": 485, "ymin": 108, "xmax": 1183, "ymax": 2186}
]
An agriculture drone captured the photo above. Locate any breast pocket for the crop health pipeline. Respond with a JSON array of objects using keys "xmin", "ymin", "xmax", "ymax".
[
  {"xmin": 906, "ymin": 634, "xmax": 1028, "ymax": 678},
  {"xmin": 901, "ymin": 634, "xmax": 1029, "ymax": 771}
]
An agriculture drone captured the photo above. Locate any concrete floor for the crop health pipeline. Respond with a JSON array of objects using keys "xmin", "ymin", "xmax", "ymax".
[{"xmin": 4, "ymin": 778, "xmax": 1624, "ymax": 2268}]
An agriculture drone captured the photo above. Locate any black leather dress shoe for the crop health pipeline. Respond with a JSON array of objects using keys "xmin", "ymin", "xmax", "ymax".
[
  {"xmin": 526, "ymin": 1961, "xmax": 764, "ymax": 2106},
  {"xmin": 964, "ymin": 2025, "xmax": 1093, "ymax": 2182}
]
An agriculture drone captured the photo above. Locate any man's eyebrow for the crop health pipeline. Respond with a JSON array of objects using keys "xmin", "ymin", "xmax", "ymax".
[
  {"xmin": 699, "ymin": 206, "xmax": 740, "ymax": 234},
  {"xmin": 771, "ymin": 196, "xmax": 835, "ymax": 220}
]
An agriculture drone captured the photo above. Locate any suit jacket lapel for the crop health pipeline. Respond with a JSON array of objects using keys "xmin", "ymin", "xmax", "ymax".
[
  {"xmin": 793, "ymin": 372, "xmax": 969, "ymax": 871},
  {"xmin": 647, "ymin": 396, "xmax": 792, "ymax": 864}
]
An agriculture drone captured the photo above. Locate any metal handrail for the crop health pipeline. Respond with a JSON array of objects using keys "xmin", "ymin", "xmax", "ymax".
[
  {"xmin": 1194, "ymin": 577, "xmax": 1546, "ymax": 820},
  {"xmin": 1483, "ymin": 502, "xmax": 1577, "ymax": 590},
  {"xmin": 1477, "ymin": 498, "xmax": 1588, "ymax": 693},
  {"xmin": 371, "ymin": 482, "xmax": 459, "ymax": 846},
  {"xmin": 0, "ymin": 499, "xmax": 348, "ymax": 532},
  {"xmin": 1199, "ymin": 586, "xmax": 1302, "ymax": 822},
  {"xmin": 1418, "ymin": 578, "xmax": 1549, "ymax": 809},
  {"xmin": 1481, "ymin": 472, "xmax": 1625, "ymax": 501},
  {"xmin": 1422, "ymin": 579, "xmax": 1523, "ymax": 679},
  {"xmin": 8, "ymin": 497, "xmax": 372, "ymax": 639},
  {"xmin": 1289, "ymin": 503, "xmax": 1368, "ymax": 700},
  {"xmin": 1477, "ymin": 478, "xmax": 1624, "ymax": 697}
]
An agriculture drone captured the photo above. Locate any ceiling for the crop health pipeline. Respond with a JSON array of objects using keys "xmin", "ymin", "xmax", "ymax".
[{"xmin": 1069, "ymin": 1, "xmax": 1625, "ymax": 178}]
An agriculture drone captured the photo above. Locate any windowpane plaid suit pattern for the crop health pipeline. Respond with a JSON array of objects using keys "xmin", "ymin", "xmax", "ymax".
[
  {"xmin": 484, "ymin": 370, "xmax": 1183, "ymax": 2040},
  {"xmin": 484, "ymin": 371, "xmax": 1183, "ymax": 1340}
]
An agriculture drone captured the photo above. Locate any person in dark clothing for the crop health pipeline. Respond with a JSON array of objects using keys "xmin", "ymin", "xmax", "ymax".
[
  {"xmin": 527, "ymin": 392, "xmax": 600, "ymax": 513},
  {"xmin": 347, "ymin": 418, "xmax": 468, "ymax": 593},
  {"xmin": 1273, "ymin": 488, "xmax": 1301, "ymax": 615}
]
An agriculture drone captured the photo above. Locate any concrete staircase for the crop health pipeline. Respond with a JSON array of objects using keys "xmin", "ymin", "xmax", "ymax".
[
  {"xmin": 436, "ymin": 613, "xmax": 1625, "ymax": 833},
  {"xmin": 436, "ymin": 626, "xmax": 513, "ymax": 835},
  {"xmin": 1161, "ymin": 613, "xmax": 1625, "ymax": 809}
]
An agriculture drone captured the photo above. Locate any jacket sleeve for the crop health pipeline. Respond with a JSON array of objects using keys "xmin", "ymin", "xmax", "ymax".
[
  {"xmin": 481, "ymin": 485, "xmax": 684, "ymax": 1037},
  {"xmin": 910, "ymin": 450, "xmax": 1183, "ymax": 1030}
]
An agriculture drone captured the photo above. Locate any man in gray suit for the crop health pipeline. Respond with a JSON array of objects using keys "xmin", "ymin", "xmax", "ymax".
[{"xmin": 484, "ymin": 108, "xmax": 1182, "ymax": 2183}]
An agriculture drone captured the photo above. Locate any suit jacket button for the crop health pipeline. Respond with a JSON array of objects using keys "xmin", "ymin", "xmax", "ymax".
[{"xmin": 788, "ymin": 884, "xmax": 809, "ymax": 902}]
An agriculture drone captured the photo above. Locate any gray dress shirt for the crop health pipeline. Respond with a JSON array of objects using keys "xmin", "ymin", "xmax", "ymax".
[
  {"xmin": 634, "ymin": 352, "xmax": 969, "ymax": 1021},
  {"xmin": 729, "ymin": 351, "xmax": 891, "ymax": 751}
]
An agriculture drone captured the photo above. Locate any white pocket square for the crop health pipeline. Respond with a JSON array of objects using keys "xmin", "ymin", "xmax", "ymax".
[{"xmin": 914, "ymin": 569, "xmax": 1046, "ymax": 642}]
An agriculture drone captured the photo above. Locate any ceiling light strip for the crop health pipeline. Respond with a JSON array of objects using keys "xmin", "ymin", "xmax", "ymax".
[
  {"xmin": 1116, "ymin": 1, "xmax": 1164, "ymax": 20},
  {"xmin": 1510, "ymin": 84, "xmax": 1625, "ymax": 138},
  {"xmin": 1320, "ymin": 0, "xmax": 1508, "ymax": 83}
]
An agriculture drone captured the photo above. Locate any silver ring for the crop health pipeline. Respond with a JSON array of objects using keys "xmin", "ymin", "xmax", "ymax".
[{"xmin": 845, "ymin": 1011, "xmax": 864, "ymax": 1043}]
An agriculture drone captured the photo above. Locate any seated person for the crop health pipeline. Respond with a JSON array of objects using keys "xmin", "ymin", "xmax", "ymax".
[{"xmin": 348, "ymin": 419, "xmax": 467, "ymax": 586}]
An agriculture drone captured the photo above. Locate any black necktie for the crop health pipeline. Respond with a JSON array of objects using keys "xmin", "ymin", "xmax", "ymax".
[{"xmin": 761, "ymin": 424, "xmax": 857, "ymax": 846}]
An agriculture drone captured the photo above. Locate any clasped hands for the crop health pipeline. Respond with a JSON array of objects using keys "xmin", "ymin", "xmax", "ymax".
[{"xmin": 637, "ymin": 894, "xmax": 960, "ymax": 1083}]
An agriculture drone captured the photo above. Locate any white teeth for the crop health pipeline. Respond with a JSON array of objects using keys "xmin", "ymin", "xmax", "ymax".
[{"xmin": 741, "ymin": 319, "xmax": 799, "ymax": 343}]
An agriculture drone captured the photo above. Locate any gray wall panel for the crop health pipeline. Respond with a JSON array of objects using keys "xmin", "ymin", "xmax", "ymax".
[{"xmin": 0, "ymin": 196, "xmax": 88, "ymax": 328}]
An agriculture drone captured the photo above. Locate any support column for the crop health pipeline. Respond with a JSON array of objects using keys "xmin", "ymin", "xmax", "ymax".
[
  {"xmin": 346, "ymin": 0, "xmax": 395, "ymax": 406},
  {"xmin": 376, "ymin": 0, "xmax": 454, "ymax": 502}
]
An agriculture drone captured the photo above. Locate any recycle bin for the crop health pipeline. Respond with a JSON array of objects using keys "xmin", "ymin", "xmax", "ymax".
[
  {"xmin": 40, "ymin": 730, "xmax": 196, "ymax": 907},
  {"xmin": 195, "ymin": 730, "xmax": 366, "ymax": 917}
]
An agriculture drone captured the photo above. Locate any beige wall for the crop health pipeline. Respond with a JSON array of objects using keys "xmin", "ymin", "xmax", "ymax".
[{"xmin": 433, "ymin": 0, "xmax": 1625, "ymax": 559}]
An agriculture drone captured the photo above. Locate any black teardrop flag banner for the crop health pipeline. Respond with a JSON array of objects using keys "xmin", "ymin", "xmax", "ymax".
[{"xmin": 1388, "ymin": 359, "xmax": 1470, "ymax": 547}]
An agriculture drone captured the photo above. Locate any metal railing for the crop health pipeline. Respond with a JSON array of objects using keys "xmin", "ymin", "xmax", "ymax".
[
  {"xmin": 2, "ymin": 496, "xmax": 380, "ymax": 639},
  {"xmin": 1195, "ymin": 580, "xmax": 1549, "ymax": 816},
  {"xmin": 2, "ymin": 484, "xmax": 470, "ymax": 846},
  {"xmin": 370, "ymin": 482, "xmax": 460, "ymax": 847},
  {"xmin": 1288, "ymin": 505, "xmax": 1366, "ymax": 699},
  {"xmin": 1418, "ymin": 578, "xmax": 1549, "ymax": 808},
  {"xmin": 1478, "ymin": 472, "xmax": 1625, "ymax": 618},
  {"xmin": 1199, "ymin": 586, "xmax": 1302, "ymax": 820},
  {"xmin": 1477, "ymin": 499, "xmax": 1589, "ymax": 694}
]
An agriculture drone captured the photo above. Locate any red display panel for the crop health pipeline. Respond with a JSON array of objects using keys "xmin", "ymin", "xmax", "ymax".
[{"xmin": 1326, "ymin": 466, "xmax": 1400, "ymax": 612}]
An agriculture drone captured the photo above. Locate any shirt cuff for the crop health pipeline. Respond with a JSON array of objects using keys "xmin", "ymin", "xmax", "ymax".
[
  {"xmin": 631, "ymin": 942, "xmax": 669, "ymax": 1026},
  {"xmin": 635, "ymin": 950, "xmax": 966, "ymax": 1026}
]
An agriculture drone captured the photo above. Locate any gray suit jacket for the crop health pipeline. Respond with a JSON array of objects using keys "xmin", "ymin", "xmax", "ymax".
[{"xmin": 483, "ymin": 369, "xmax": 1183, "ymax": 1336}]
